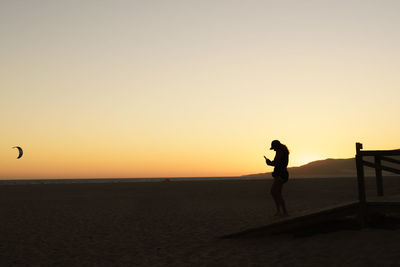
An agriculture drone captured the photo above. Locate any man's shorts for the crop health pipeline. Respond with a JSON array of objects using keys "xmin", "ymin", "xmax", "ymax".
[{"xmin": 272, "ymin": 170, "xmax": 289, "ymax": 184}]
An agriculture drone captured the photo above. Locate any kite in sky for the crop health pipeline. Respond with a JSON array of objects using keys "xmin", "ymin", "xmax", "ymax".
[{"xmin": 13, "ymin": 146, "xmax": 23, "ymax": 159}]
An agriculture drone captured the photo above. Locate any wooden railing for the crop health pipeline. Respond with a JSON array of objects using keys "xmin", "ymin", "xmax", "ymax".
[{"xmin": 355, "ymin": 142, "xmax": 400, "ymax": 203}]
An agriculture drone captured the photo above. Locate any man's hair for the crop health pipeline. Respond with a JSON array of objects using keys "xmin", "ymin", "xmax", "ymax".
[{"xmin": 280, "ymin": 143, "xmax": 290, "ymax": 154}]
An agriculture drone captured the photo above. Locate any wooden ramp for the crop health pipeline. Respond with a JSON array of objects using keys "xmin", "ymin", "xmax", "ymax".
[
  {"xmin": 222, "ymin": 194, "xmax": 400, "ymax": 239},
  {"xmin": 221, "ymin": 201, "xmax": 360, "ymax": 238},
  {"xmin": 367, "ymin": 194, "xmax": 400, "ymax": 213}
]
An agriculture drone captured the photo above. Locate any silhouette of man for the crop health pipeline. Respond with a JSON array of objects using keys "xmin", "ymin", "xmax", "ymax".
[{"xmin": 264, "ymin": 140, "xmax": 289, "ymax": 217}]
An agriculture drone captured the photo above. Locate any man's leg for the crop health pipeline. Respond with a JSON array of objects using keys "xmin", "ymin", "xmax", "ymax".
[
  {"xmin": 271, "ymin": 179, "xmax": 281, "ymax": 215},
  {"xmin": 276, "ymin": 178, "xmax": 288, "ymax": 215}
]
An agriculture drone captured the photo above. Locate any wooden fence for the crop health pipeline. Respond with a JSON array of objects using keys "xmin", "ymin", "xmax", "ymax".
[
  {"xmin": 355, "ymin": 142, "xmax": 400, "ymax": 202},
  {"xmin": 355, "ymin": 142, "xmax": 400, "ymax": 225}
]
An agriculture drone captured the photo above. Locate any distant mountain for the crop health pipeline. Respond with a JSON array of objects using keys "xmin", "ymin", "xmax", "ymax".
[
  {"xmin": 287, "ymin": 158, "xmax": 363, "ymax": 178},
  {"xmin": 244, "ymin": 157, "xmax": 392, "ymax": 178}
]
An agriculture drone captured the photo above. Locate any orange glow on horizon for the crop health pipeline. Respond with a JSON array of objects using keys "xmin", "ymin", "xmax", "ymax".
[{"xmin": 1, "ymin": 1, "xmax": 400, "ymax": 179}]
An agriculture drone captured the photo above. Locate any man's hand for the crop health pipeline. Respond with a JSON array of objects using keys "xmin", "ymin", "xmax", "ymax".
[{"xmin": 264, "ymin": 156, "xmax": 272, "ymax": 165}]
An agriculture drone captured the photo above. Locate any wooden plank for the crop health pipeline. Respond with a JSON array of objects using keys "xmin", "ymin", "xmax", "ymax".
[
  {"xmin": 359, "ymin": 149, "xmax": 400, "ymax": 156},
  {"xmin": 362, "ymin": 160, "xmax": 376, "ymax": 168},
  {"xmin": 375, "ymin": 156, "xmax": 384, "ymax": 196},
  {"xmin": 367, "ymin": 202, "xmax": 400, "ymax": 213},
  {"xmin": 221, "ymin": 201, "xmax": 359, "ymax": 238},
  {"xmin": 368, "ymin": 202, "xmax": 400, "ymax": 207},
  {"xmin": 367, "ymin": 194, "xmax": 400, "ymax": 202},
  {"xmin": 362, "ymin": 160, "xmax": 400, "ymax": 174},
  {"xmin": 380, "ymin": 165, "xmax": 400, "ymax": 175},
  {"xmin": 381, "ymin": 156, "xmax": 400, "ymax": 165},
  {"xmin": 356, "ymin": 156, "xmax": 366, "ymax": 203}
]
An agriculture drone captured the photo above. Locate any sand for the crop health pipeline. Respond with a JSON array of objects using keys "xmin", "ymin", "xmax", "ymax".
[{"xmin": 0, "ymin": 177, "xmax": 399, "ymax": 266}]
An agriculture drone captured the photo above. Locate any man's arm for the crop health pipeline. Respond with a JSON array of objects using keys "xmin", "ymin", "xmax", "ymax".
[
  {"xmin": 272, "ymin": 151, "xmax": 283, "ymax": 167},
  {"xmin": 264, "ymin": 156, "xmax": 274, "ymax": 166}
]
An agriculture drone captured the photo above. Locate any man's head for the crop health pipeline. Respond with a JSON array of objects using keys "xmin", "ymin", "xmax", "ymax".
[{"xmin": 270, "ymin": 140, "xmax": 281, "ymax": 150}]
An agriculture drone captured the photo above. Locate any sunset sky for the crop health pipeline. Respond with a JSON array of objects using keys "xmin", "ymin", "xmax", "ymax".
[{"xmin": 1, "ymin": 0, "xmax": 400, "ymax": 179}]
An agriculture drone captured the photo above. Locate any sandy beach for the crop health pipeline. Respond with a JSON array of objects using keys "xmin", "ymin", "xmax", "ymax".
[{"xmin": 1, "ymin": 177, "xmax": 399, "ymax": 267}]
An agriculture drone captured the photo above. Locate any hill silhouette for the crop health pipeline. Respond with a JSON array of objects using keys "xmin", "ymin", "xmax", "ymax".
[{"xmin": 244, "ymin": 157, "xmax": 396, "ymax": 178}]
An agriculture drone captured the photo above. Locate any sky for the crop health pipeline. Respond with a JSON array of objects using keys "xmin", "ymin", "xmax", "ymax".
[{"xmin": 1, "ymin": 0, "xmax": 400, "ymax": 179}]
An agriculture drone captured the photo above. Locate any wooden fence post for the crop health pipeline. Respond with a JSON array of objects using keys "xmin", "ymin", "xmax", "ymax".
[
  {"xmin": 355, "ymin": 143, "xmax": 366, "ymax": 203},
  {"xmin": 374, "ymin": 155, "xmax": 384, "ymax": 196},
  {"xmin": 355, "ymin": 143, "xmax": 367, "ymax": 226}
]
